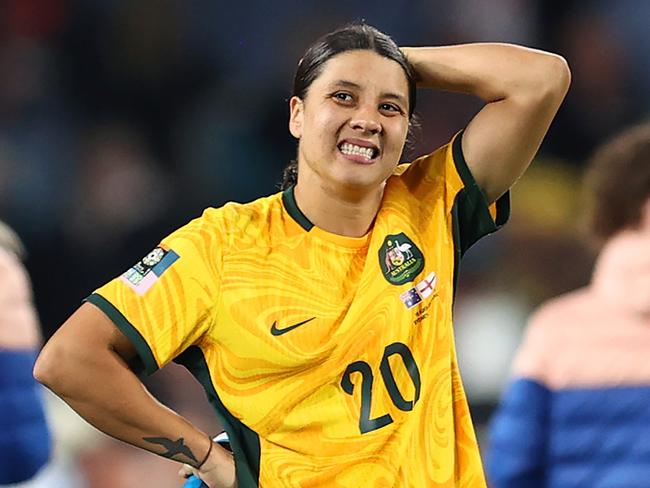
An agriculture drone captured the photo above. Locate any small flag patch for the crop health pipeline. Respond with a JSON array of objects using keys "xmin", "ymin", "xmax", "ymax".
[
  {"xmin": 400, "ymin": 287, "xmax": 422, "ymax": 309},
  {"xmin": 121, "ymin": 245, "xmax": 179, "ymax": 295},
  {"xmin": 416, "ymin": 272, "xmax": 437, "ymax": 299}
]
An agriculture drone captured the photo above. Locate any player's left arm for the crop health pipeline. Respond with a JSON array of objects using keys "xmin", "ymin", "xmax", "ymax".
[{"xmin": 403, "ymin": 44, "xmax": 571, "ymax": 203}]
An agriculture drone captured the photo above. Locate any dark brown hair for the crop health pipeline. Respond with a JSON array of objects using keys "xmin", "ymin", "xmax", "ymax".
[
  {"xmin": 583, "ymin": 121, "xmax": 650, "ymax": 244},
  {"xmin": 281, "ymin": 23, "xmax": 418, "ymax": 190}
]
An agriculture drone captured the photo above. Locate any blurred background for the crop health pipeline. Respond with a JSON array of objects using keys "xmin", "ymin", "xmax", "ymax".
[{"xmin": 1, "ymin": 0, "xmax": 648, "ymax": 486}]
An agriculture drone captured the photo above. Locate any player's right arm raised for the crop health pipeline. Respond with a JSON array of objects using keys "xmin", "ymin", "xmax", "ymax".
[{"xmin": 33, "ymin": 302, "xmax": 235, "ymax": 488}]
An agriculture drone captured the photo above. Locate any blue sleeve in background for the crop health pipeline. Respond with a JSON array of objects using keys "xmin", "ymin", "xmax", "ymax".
[
  {"xmin": 485, "ymin": 378, "xmax": 549, "ymax": 488},
  {"xmin": 0, "ymin": 349, "xmax": 52, "ymax": 485}
]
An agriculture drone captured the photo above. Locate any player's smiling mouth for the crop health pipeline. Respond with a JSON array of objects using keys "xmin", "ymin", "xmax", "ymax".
[{"xmin": 337, "ymin": 140, "xmax": 380, "ymax": 163}]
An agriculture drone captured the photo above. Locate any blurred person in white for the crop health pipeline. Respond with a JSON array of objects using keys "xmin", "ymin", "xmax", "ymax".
[
  {"xmin": 0, "ymin": 221, "xmax": 51, "ymax": 484},
  {"xmin": 487, "ymin": 122, "xmax": 650, "ymax": 487}
]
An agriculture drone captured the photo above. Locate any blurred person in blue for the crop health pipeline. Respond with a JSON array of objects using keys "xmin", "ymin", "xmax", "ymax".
[
  {"xmin": 0, "ymin": 221, "xmax": 51, "ymax": 484},
  {"xmin": 34, "ymin": 23, "xmax": 570, "ymax": 488},
  {"xmin": 487, "ymin": 121, "xmax": 650, "ymax": 487}
]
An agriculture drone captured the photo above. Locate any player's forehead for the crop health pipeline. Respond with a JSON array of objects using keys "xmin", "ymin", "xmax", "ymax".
[{"xmin": 311, "ymin": 50, "xmax": 409, "ymax": 102}]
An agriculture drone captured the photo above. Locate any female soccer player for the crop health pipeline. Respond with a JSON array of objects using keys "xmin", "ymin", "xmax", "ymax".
[{"xmin": 34, "ymin": 23, "xmax": 570, "ymax": 488}]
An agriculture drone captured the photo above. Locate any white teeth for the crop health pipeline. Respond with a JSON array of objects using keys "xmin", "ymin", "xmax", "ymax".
[{"xmin": 339, "ymin": 143, "xmax": 376, "ymax": 160}]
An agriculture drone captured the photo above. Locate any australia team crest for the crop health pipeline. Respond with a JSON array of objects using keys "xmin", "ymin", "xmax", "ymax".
[{"xmin": 378, "ymin": 232, "xmax": 425, "ymax": 285}]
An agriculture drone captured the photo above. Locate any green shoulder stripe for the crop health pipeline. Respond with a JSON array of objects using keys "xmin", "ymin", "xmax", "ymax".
[{"xmin": 85, "ymin": 293, "xmax": 158, "ymax": 375}]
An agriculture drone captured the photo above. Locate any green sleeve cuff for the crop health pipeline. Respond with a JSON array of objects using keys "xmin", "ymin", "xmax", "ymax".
[
  {"xmin": 85, "ymin": 293, "xmax": 159, "ymax": 375},
  {"xmin": 451, "ymin": 130, "xmax": 510, "ymax": 255}
]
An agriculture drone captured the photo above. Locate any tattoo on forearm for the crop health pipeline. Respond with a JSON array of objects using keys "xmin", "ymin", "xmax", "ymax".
[{"xmin": 143, "ymin": 437, "xmax": 198, "ymax": 464}]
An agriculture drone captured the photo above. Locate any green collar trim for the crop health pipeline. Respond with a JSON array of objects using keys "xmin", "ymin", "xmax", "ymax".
[{"xmin": 282, "ymin": 185, "xmax": 314, "ymax": 231}]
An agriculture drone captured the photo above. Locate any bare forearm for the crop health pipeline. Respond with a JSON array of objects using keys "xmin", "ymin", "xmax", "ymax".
[
  {"xmin": 35, "ymin": 303, "xmax": 236, "ymax": 487},
  {"xmin": 402, "ymin": 43, "xmax": 570, "ymax": 102},
  {"xmin": 402, "ymin": 43, "xmax": 570, "ymax": 202},
  {"xmin": 35, "ymin": 342, "xmax": 210, "ymax": 467}
]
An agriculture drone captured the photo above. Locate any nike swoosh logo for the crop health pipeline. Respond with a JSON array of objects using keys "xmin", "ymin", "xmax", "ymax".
[{"xmin": 270, "ymin": 317, "xmax": 317, "ymax": 336}]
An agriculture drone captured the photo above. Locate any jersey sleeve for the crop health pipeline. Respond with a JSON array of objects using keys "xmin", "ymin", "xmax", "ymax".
[
  {"xmin": 448, "ymin": 130, "xmax": 510, "ymax": 255},
  {"xmin": 87, "ymin": 209, "xmax": 222, "ymax": 375},
  {"xmin": 398, "ymin": 130, "xmax": 510, "ymax": 255}
]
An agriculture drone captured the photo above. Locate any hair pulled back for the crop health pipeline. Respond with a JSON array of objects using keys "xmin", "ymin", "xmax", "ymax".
[{"xmin": 281, "ymin": 23, "xmax": 418, "ymax": 190}]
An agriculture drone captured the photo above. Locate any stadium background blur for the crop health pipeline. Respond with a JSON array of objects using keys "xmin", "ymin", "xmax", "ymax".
[{"xmin": 1, "ymin": 1, "xmax": 648, "ymax": 486}]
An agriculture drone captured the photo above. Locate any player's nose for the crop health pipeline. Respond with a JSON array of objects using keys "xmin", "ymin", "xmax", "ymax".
[{"xmin": 349, "ymin": 106, "xmax": 382, "ymax": 135}]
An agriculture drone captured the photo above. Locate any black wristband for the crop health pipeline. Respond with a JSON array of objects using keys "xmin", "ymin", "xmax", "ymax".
[{"xmin": 196, "ymin": 437, "xmax": 213, "ymax": 470}]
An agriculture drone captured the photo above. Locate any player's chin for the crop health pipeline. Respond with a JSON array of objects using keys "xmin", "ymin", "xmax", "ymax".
[
  {"xmin": 329, "ymin": 157, "xmax": 394, "ymax": 189},
  {"xmin": 331, "ymin": 169, "xmax": 386, "ymax": 191}
]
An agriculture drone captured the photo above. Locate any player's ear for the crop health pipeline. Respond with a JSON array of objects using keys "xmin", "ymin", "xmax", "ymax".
[{"xmin": 289, "ymin": 96, "xmax": 304, "ymax": 139}]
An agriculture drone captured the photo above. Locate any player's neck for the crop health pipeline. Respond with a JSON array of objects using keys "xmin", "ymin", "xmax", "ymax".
[{"xmin": 293, "ymin": 179, "xmax": 384, "ymax": 238}]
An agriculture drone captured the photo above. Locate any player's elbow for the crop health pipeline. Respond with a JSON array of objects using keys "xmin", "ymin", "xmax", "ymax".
[
  {"xmin": 33, "ymin": 339, "xmax": 77, "ymax": 395},
  {"xmin": 545, "ymin": 53, "xmax": 571, "ymax": 95},
  {"xmin": 33, "ymin": 344, "xmax": 58, "ymax": 389},
  {"xmin": 530, "ymin": 53, "xmax": 571, "ymax": 102},
  {"xmin": 509, "ymin": 53, "xmax": 570, "ymax": 116}
]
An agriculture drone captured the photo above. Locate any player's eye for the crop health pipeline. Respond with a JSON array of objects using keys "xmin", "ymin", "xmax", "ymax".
[
  {"xmin": 379, "ymin": 102, "xmax": 403, "ymax": 115},
  {"xmin": 332, "ymin": 92, "xmax": 354, "ymax": 103}
]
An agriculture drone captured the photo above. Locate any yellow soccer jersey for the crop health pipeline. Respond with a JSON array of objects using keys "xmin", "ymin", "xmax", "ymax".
[{"xmin": 89, "ymin": 131, "xmax": 509, "ymax": 488}]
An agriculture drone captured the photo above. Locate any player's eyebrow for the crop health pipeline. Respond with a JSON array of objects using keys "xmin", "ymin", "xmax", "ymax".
[{"xmin": 329, "ymin": 80, "xmax": 408, "ymax": 107}]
